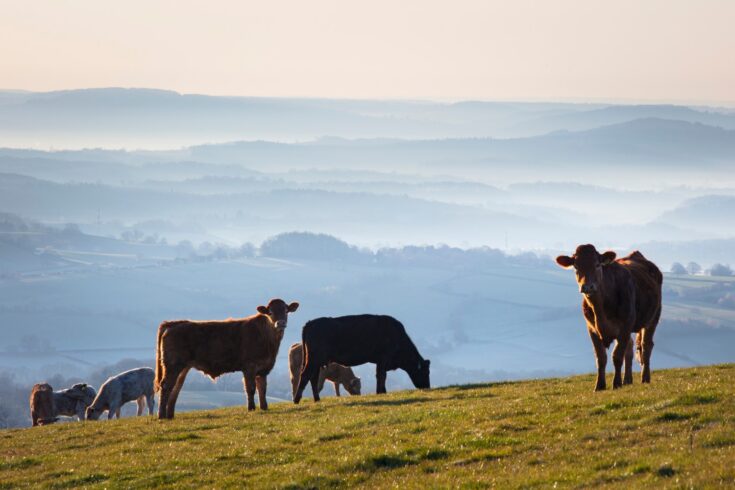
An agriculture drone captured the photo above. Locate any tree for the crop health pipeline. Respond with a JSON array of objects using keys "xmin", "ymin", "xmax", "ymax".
[
  {"xmin": 670, "ymin": 262, "xmax": 687, "ymax": 275},
  {"xmin": 708, "ymin": 263, "xmax": 733, "ymax": 277},
  {"xmin": 687, "ymin": 262, "xmax": 702, "ymax": 275}
]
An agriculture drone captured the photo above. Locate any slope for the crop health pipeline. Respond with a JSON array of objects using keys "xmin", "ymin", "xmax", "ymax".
[{"xmin": 1, "ymin": 365, "xmax": 733, "ymax": 488}]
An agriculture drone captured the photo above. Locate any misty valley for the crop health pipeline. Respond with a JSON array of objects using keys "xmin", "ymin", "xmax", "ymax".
[{"xmin": 1, "ymin": 91, "xmax": 735, "ymax": 429}]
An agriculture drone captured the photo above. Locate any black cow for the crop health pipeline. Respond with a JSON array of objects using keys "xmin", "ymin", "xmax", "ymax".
[{"xmin": 293, "ymin": 314, "xmax": 430, "ymax": 403}]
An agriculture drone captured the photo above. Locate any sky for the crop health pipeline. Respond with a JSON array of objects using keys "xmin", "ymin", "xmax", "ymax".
[{"xmin": 1, "ymin": 0, "xmax": 734, "ymax": 103}]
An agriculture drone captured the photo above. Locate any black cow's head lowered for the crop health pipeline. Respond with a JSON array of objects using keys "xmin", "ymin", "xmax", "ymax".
[
  {"xmin": 406, "ymin": 359, "xmax": 431, "ymax": 389},
  {"xmin": 257, "ymin": 298, "xmax": 299, "ymax": 331},
  {"xmin": 556, "ymin": 244, "xmax": 616, "ymax": 296}
]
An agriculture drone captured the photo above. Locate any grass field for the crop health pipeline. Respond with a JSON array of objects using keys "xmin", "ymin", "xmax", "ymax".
[{"xmin": 1, "ymin": 365, "xmax": 734, "ymax": 489}]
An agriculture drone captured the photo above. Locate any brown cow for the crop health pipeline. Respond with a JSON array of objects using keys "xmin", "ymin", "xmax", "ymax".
[
  {"xmin": 288, "ymin": 343, "xmax": 361, "ymax": 399},
  {"xmin": 155, "ymin": 298, "xmax": 299, "ymax": 419},
  {"xmin": 556, "ymin": 245, "xmax": 662, "ymax": 391},
  {"xmin": 29, "ymin": 383, "xmax": 56, "ymax": 426}
]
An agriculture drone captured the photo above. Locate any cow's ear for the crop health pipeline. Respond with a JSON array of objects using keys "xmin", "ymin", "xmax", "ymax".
[
  {"xmin": 256, "ymin": 305, "xmax": 269, "ymax": 314},
  {"xmin": 600, "ymin": 251, "xmax": 616, "ymax": 266},
  {"xmin": 287, "ymin": 302, "xmax": 300, "ymax": 312},
  {"xmin": 556, "ymin": 255, "xmax": 575, "ymax": 268}
]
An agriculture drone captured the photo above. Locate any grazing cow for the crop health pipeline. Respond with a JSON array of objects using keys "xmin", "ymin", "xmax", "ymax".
[
  {"xmin": 86, "ymin": 367, "xmax": 155, "ymax": 420},
  {"xmin": 294, "ymin": 315, "xmax": 430, "ymax": 404},
  {"xmin": 556, "ymin": 245, "xmax": 663, "ymax": 391},
  {"xmin": 155, "ymin": 298, "xmax": 299, "ymax": 419},
  {"xmin": 53, "ymin": 383, "xmax": 97, "ymax": 420},
  {"xmin": 288, "ymin": 343, "xmax": 361, "ymax": 399},
  {"xmin": 29, "ymin": 383, "xmax": 97, "ymax": 426}
]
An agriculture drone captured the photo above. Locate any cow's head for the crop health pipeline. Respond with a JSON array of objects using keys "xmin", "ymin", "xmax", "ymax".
[
  {"xmin": 406, "ymin": 359, "xmax": 431, "ymax": 389},
  {"xmin": 68, "ymin": 383, "xmax": 97, "ymax": 406},
  {"xmin": 556, "ymin": 244, "xmax": 616, "ymax": 296},
  {"xmin": 85, "ymin": 405, "xmax": 104, "ymax": 421},
  {"xmin": 256, "ymin": 298, "xmax": 299, "ymax": 331},
  {"xmin": 345, "ymin": 376, "xmax": 362, "ymax": 396}
]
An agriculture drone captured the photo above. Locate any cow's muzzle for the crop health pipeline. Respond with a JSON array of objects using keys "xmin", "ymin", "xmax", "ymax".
[{"xmin": 275, "ymin": 320, "xmax": 287, "ymax": 330}]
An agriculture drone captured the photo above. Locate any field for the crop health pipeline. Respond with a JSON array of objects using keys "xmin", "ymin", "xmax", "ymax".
[{"xmin": 1, "ymin": 364, "xmax": 734, "ymax": 489}]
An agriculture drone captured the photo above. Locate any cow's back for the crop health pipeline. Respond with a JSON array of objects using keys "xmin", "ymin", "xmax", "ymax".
[
  {"xmin": 118, "ymin": 368, "xmax": 154, "ymax": 400},
  {"xmin": 160, "ymin": 315, "xmax": 277, "ymax": 378},
  {"xmin": 303, "ymin": 315, "xmax": 408, "ymax": 366}
]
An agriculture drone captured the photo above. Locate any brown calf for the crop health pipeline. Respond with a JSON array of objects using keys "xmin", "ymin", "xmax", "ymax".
[
  {"xmin": 155, "ymin": 298, "xmax": 299, "ymax": 419},
  {"xmin": 288, "ymin": 343, "xmax": 361, "ymax": 400},
  {"xmin": 29, "ymin": 383, "xmax": 56, "ymax": 426},
  {"xmin": 556, "ymin": 245, "xmax": 662, "ymax": 391}
]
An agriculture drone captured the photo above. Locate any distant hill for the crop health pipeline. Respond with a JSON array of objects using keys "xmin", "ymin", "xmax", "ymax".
[
  {"xmin": 513, "ymin": 104, "xmax": 735, "ymax": 134},
  {"xmin": 2, "ymin": 88, "xmax": 734, "ymax": 148},
  {"xmin": 1, "ymin": 365, "xmax": 733, "ymax": 487},
  {"xmin": 184, "ymin": 119, "xmax": 735, "ymax": 171},
  {"xmin": 655, "ymin": 195, "xmax": 735, "ymax": 235}
]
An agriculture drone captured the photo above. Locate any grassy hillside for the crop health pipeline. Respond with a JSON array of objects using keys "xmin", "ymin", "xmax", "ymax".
[{"xmin": 2, "ymin": 365, "xmax": 734, "ymax": 489}]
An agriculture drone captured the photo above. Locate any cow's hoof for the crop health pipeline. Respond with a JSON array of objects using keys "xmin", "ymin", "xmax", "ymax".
[
  {"xmin": 260, "ymin": 405, "xmax": 268, "ymax": 411},
  {"xmin": 594, "ymin": 385, "xmax": 606, "ymax": 392},
  {"xmin": 247, "ymin": 406, "xmax": 256, "ymax": 411}
]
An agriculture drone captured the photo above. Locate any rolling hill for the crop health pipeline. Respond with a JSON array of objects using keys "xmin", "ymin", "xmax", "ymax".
[{"xmin": 1, "ymin": 364, "xmax": 733, "ymax": 488}]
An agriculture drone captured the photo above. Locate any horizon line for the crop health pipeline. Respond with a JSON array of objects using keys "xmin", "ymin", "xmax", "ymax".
[{"xmin": 2, "ymin": 86, "xmax": 735, "ymax": 109}]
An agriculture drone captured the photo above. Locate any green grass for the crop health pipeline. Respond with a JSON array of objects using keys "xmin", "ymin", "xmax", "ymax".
[{"xmin": 1, "ymin": 365, "xmax": 734, "ymax": 489}]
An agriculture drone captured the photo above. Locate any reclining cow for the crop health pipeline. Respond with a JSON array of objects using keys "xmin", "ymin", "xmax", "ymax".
[
  {"xmin": 30, "ymin": 382, "xmax": 97, "ymax": 426},
  {"xmin": 86, "ymin": 367, "xmax": 155, "ymax": 420},
  {"xmin": 288, "ymin": 343, "xmax": 361, "ymax": 399},
  {"xmin": 155, "ymin": 298, "xmax": 299, "ymax": 419},
  {"xmin": 294, "ymin": 314, "xmax": 430, "ymax": 404},
  {"xmin": 556, "ymin": 245, "xmax": 662, "ymax": 391}
]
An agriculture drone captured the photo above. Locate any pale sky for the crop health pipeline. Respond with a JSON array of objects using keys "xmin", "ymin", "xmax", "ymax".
[{"xmin": 1, "ymin": 0, "xmax": 734, "ymax": 103}]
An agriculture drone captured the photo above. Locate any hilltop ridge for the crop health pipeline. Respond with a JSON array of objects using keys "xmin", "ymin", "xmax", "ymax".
[{"xmin": 1, "ymin": 365, "xmax": 733, "ymax": 488}]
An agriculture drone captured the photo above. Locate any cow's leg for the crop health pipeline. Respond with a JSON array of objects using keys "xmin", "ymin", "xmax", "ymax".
[
  {"xmin": 115, "ymin": 408, "xmax": 121, "ymax": 419},
  {"xmin": 640, "ymin": 327, "xmax": 655, "ymax": 384},
  {"xmin": 309, "ymin": 370, "xmax": 321, "ymax": 402},
  {"xmin": 158, "ymin": 380, "xmax": 170, "ymax": 420},
  {"xmin": 291, "ymin": 372, "xmax": 299, "ymax": 401},
  {"xmin": 611, "ymin": 335, "xmax": 628, "ymax": 389},
  {"xmin": 334, "ymin": 382, "xmax": 341, "ymax": 397},
  {"xmin": 295, "ymin": 357, "xmax": 320, "ymax": 404},
  {"xmin": 136, "ymin": 396, "xmax": 145, "ymax": 416},
  {"xmin": 623, "ymin": 336, "xmax": 634, "ymax": 385},
  {"xmin": 376, "ymin": 364, "xmax": 387, "ymax": 394},
  {"xmin": 317, "ymin": 370, "xmax": 326, "ymax": 397},
  {"xmin": 166, "ymin": 367, "xmax": 190, "ymax": 419},
  {"xmin": 256, "ymin": 375, "xmax": 268, "ymax": 410},
  {"xmin": 158, "ymin": 363, "xmax": 183, "ymax": 419},
  {"xmin": 75, "ymin": 401, "xmax": 86, "ymax": 421},
  {"xmin": 146, "ymin": 393, "xmax": 155, "ymax": 416},
  {"xmin": 589, "ymin": 330, "xmax": 607, "ymax": 391},
  {"xmin": 242, "ymin": 371, "xmax": 257, "ymax": 411}
]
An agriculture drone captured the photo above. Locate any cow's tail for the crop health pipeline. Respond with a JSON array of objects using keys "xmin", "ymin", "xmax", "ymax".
[
  {"xmin": 154, "ymin": 322, "xmax": 168, "ymax": 393},
  {"xmin": 299, "ymin": 322, "xmax": 314, "ymax": 378}
]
